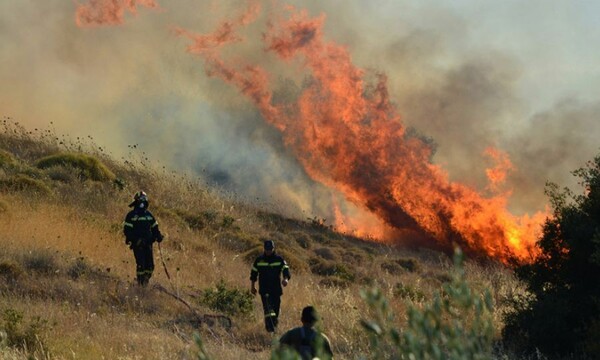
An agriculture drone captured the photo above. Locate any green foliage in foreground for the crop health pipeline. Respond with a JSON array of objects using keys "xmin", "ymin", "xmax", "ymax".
[
  {"xmin": 504, "ymin": 153, "xmax": 600, "ymax": 359},
  {"xmin": 360, "ymin": 248, "xmax": 494, "ymax": 360},
  {"xmin": 0, "ymin": 308, "xmax": 49, "ymax": 353}
]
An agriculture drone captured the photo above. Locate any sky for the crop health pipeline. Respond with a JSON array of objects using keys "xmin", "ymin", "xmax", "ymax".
[{"xmin": 1, "ymin": 0, "xmax": 599, "ymax": 226}]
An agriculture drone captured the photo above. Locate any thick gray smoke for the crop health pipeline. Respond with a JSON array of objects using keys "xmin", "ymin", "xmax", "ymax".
[{"xmin": 1, "ymin": 0, "xmax": 598, "ymax": 221}]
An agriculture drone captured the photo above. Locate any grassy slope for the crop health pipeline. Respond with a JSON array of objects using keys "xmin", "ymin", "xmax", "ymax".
[{"xmin": 0, "ymin": 121, "xmax": 525, "ymax": 359}]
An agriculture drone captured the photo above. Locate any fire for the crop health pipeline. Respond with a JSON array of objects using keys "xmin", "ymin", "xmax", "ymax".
[
  {"xmin": 484, "ymin": 147, "xmax": 514, "ymax": 192},
  {"xmin": 177, "ymin": 4, "xmax": 548, "ymax": 264},
  {"xmin": 75, "ymin": 0, "xmax": 159, "ymax": 27},
  {"xmin": 76, "ymin": 1, "xmax": 549, "ymax": 264}
]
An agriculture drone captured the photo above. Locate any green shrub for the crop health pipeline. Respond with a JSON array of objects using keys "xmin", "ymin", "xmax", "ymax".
[
  {"xmin": 1, "ymin": 308, "xmax": 49, "ymax": 352},
  {"xmin": 393, "ymin": 282, "xmax": 425, "ymax": 302},
  {"xmin": 199, "ymin": 280, "xmax": 254, "ymax": 318},
  {"xmin": 0, "ymin": 175, "xmax": 52, "ymax": 197},
  {"xmin": 0, "ymin": 149, "xmax": 16, "ymax": 168},
  {"xmin": 360, "ymin": 248, "xmax": 495, "ymax": 360},
  {"xmin": 309, "ymin": 258, "xmax": 355, "ymax": 281},
  {"xmin": 221, "ymin": 215, "xmax": 236, "ymax": 229},
  {"xmin": 503, "ymin": 153, "xmax": 600, "ymax": 358},
  {"xmin": 201, "ymin": 210, "xmax": 218, "ymax": 225},
  {"xmin": 35, "ymin": 152, "xmax": 115, "ymax": 182}
]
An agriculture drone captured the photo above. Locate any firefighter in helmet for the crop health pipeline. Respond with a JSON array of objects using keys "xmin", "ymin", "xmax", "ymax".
[
  {"xmin": 250, "ymin": 240, "xmax": 291, "ymax": 332},
  {"xmin": 277, "ymin": 306, "xmax": 334, "ymax": 360},
  {"xmin": 123, "ymin": 191, "xmax": 163, "ymax": 286}
]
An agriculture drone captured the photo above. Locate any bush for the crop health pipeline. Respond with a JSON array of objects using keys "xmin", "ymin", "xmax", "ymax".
[
  {"xmin": 0, "ymin": 149, "xmax": 16, "ymax": 168},
  {"xmin": 360, "ymin": 248, "xmax": 495, "ymax": 360},
  {"xmin": 394, "ymin": 283, "xmax": 425, "ymax": 302},
  {"xmin": 35, "ymin": 152, "xmax": 115, "ymax": 182},
  {"xmin": 309, "ymin": 258, "xmax": 355, "ymax": 281},
  {"xmin": 503, "ymin": 154, "xmax": 600, "ymax": 358},
  {"xmin": 0, "ymin": 175, "xmax": 52, "ymax": 197},
  {"xmin": 199, "ymin": 280, "xmax": 254, "ymax": 318},
  {"xmin": 221, "ymin": 215, "xmax": 236, "ymax": 229},
  {"xmin": 1, "ymin": 308, "xmax": 49, "ymax": 353}
]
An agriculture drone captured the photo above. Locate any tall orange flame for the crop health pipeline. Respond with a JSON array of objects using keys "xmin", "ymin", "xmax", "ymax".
[
  {"xmin": 75, "ymin": 0, "xmax": 159, "ymax": 27},
  {"xmin": 179, "ymin": 5, "xmax": 547, "ymax": 264},
  {"xmin": 74, "ymin": 1, "xmax": 547, "ymax": 264}
]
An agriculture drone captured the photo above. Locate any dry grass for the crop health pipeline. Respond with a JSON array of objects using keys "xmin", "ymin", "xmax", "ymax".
[{"xmin": 0, "ymin": 121, "xmax": 526, "ymax": 359}]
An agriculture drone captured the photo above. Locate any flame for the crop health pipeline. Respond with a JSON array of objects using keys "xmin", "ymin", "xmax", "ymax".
[
  {"xmin": 75, "ymin": 0, "xmax": 159, "ymax": 27},
  {"xmin": 76, "ymin": 1, "xmax": 549, "ymax": 264},
  {"xmin": 484, "ymin": 147, "xmax": 514, "ymax": 192},
  {"xmin": 178, "ymin": 4, "xmax": 548, "ymax": 264}
]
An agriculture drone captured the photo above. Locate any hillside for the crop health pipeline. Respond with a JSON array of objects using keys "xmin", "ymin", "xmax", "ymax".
[{"xmin": 0, "ymin": 120, "xmax": 523, "ymax": 359}]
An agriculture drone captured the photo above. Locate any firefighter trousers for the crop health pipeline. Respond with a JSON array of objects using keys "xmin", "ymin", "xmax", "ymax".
[
  {"xmin": 260, "ymin": 293, "xmax": 281, "ymax": 332},
  {"xmin": 132, "ymin": 244, "xmax": 154, "ymax": 286}
]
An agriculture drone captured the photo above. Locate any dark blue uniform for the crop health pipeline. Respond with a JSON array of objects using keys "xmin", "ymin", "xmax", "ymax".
[
  {"xmin": 250, "ymin": 253, "xmax": 291, "ymax": 332},
  {"xmin": 124, "ymin": 207, "xmax": 162, "ymax": 286}
]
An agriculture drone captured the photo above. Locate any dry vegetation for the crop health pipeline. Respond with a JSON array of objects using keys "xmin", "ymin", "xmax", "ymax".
[{"xmin": 0, "ymin": 118, "xmax": 526, "ymax": 359}]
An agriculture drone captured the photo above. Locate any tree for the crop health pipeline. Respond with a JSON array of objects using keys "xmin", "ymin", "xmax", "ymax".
[{"xmin": 503, "ymin": 154, "xmax": 600, "ymax": 358}]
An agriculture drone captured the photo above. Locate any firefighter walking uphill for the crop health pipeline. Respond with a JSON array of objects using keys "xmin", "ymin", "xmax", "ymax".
[
  {"xmin": 250, "ymin": 240, "xmax": 291, "ymax": 333},
  {"xmin": 123, "ymin": 191, "xmax": 164, "ymax": 286}
]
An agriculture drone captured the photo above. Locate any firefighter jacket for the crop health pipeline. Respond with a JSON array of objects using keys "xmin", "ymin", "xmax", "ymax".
[
  {"xmin": 279, "ymin": 326, "xmax": 333, "ymax": 360},
  {"xmin": 123, "ymin": 208, "xmax": 163, "ymax": 247},
  {"xmin": 250, "ymin": 253, "xmax": 291, "ymax": 296}
]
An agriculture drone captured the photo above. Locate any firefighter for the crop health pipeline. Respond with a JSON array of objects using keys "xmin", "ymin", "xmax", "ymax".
[
  {"xmin": 278, "ymin": 306, "xmax": 334, "ymax": 360},
  {"xmin": 123, "ymin": 191, "xmax": 163, "ymax": 286},
  {"xmin": 250, "ymin": 240, "xmax": 291, "ymax": 332}
]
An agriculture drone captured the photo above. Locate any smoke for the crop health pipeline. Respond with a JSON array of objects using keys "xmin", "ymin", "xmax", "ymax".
[{"xmin": 1, "ymin": 0, "xmax": 599, "ymax": 248}]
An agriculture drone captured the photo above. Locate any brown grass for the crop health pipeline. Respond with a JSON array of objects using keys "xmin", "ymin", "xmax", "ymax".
[{"xmin": 0, "ymin": 122, "xmax": 526, "ymax": 359}]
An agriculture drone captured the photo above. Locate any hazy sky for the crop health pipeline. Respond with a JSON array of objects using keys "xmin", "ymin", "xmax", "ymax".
[{"xmin": 1, "ymin": 0, "xmax": 598, "ymax": 221}]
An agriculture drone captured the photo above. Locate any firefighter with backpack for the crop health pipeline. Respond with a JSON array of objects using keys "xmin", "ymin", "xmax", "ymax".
[
  {"xmin": 250, "ymin": 239, "xmax": 291, "ymax": 332},
  {"xmin": 123, "ymin": 191, "xmax": 164, "ymax": 286}
]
